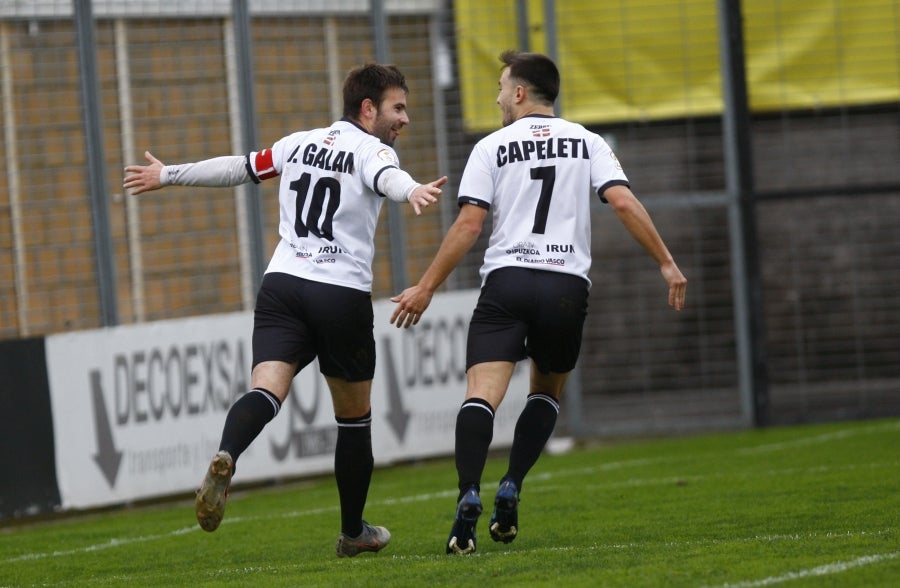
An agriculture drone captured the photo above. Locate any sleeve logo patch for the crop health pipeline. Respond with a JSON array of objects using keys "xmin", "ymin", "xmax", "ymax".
[
  {"xmin": 610, "ymin": 151, "xmax": 622, "ymax": 170},
  {"xmin": 377, "ymin": 148, "xmax": 397, "ymax": 163}
]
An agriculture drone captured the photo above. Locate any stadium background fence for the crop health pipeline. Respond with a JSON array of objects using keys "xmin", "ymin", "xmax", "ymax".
[{"xmin": 1, "ymin": 0, "xmax": 898, "ymax": 442}]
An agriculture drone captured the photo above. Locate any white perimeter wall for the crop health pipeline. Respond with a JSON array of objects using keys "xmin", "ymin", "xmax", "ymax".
[{"xmin": 45, "ymin": 289, "xmax": 528, "ymax": 511}]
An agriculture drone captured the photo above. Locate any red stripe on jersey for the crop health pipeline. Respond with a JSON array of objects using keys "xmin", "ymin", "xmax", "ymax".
[{"xmin": 254, "ymin": 149, "xmax": 278, "ymax": 180}]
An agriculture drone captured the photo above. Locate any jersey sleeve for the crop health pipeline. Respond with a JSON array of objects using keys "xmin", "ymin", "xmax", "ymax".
[
  {"xmin": 357, "ymin": 140, "xmax": 400, "ymax": 197},
  {"xmin": 591, "ymin": 135, "xmax": 630, "ymax": 203},
  {"xmin": 161, "ymin": 156, "xmax": 251, "ymax": 187},
  {"xmin": 246, "ymin": 132, "xmax": 306, "ymax": 183},
  {"xmin": 457, "ymin": 141, "xmax": 493, "ymax": 209}
]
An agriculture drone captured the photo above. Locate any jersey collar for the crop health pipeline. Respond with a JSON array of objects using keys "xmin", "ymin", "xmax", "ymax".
[{"xmin": 340, "ymin": 117, "xmax": 370, "ymax": 134}]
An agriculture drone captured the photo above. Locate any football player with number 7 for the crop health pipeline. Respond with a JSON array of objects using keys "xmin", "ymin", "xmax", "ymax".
[
  {"xmin": 390, "ymin": 50, "xmax": 686, "ymax": 554},
  {"xmin": 124, "ymin": 63, "xmax": 446, "ymax": 558}
]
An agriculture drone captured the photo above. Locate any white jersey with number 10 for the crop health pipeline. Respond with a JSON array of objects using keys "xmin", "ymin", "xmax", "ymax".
[
  {"xmin": 458, "ymin": 114, "xmax": 629, "ymax": 288},
  {"xmin": 246, "ymin": 119, "xmax": 400, "ymax": 292}
]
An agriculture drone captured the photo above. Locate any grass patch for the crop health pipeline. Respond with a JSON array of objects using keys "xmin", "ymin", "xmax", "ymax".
[{"xmin": 2, "ymin": 418, "xmax": 897, "ymax": 587}]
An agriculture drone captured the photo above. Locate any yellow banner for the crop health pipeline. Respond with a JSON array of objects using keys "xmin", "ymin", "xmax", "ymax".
[{"xmin": 455, "ymin": 0, "xmax": 900, "ymax": 131}]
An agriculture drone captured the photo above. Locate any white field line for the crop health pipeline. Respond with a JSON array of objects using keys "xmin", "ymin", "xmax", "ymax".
[
  {"xmin": 4, "ymin": 458, "xmax": 666, "ymax": 563},
  {"xmin": 47, "ymin": 542, "xmax": 900, "ymax": 585},
  {"xmin": 13, "ymin": 533, "xmax": 896, "ymax": 585},
  {"xmin": 530, "ymin": 459, "xmax": 899, "ymax": 493},
  {"xmin": 3, "ymin": 524, "xmax": 197, "ymax": 562},
  {"xmin": 701, "ymin": 551, "xmax": 899, "ymax": 588},
  {"xmin": 193, "ymin": 543, "xmax": 900, "ymax": 582},
  {"xmin": 736, "ymin": 419, "xmax": 900, "ymax": 455},
  {"xmin": 5, "ymin": 421, "xmax": 897, "ymax": 565},
  {"xmin": 5, "ymin": 461, "xmax": 894, "ymax": 566},
  {"xmin": 1, "ymin": 491, "xmax": 458, "ymax": 563}
]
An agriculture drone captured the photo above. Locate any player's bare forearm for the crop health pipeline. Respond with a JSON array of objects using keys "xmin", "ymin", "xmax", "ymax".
[
  {"xmin": 390, "ymin": 228, "xmax": 475, "ymax": 328},
  {"xmin": 390, "ymin": 204, "xmax": 484, "ymax": 328},
  {"xmin": 605, "ymin": 185, "xmax": 686, "ymax": 310},
  {"xmin": 606, "ymin": 186, "xmax": 669, "ymax": 264},
  {"xmin": 625, "ymin": 218, "xmax": 687, "ymax": 311},
  {"xmin": 616, "ymin": 205, "xmax": 672, "ymax": 266},
  {"xmin": 418, "ymin": 204, "xmax": 485, "ymax": 290}
]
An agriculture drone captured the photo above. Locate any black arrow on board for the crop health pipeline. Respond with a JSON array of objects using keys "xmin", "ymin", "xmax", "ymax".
[
  {"xmin": 89, "ymin": 370, "xmax": 123, "ymax": 488},
  {"xmin": 381, "ymin": 337, "xmax": 410, "ymax": 442}
]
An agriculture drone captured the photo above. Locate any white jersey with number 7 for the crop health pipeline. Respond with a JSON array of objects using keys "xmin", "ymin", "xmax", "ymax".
[{"xmin": 458, "ymin": 114, "xmax": 629, "ymax": 288}]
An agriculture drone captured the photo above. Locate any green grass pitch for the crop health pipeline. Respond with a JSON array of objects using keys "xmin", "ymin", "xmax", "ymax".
[{"xmin": 2, "ymin": 418, "xmax": 897, "ymax": 587}]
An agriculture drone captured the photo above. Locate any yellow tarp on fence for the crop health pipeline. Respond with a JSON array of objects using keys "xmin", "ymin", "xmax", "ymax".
[{"xmin": 455, "ymin": 0, "xmax": 899, "ymax": 131}]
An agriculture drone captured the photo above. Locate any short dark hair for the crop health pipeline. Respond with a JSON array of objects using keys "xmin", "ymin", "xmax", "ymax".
[
  {"xmin": 342, "ymin": 63, "xmax": 409, "ymax": 118},
  {"xmin": 499, "ymin": 50, "xmax": 559, "ymax": 105}
]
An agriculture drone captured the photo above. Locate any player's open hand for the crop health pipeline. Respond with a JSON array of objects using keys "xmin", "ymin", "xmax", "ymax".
[
  {"xmin": 390, "ymin": 285, "xmax": 434, "ymax": 328},
  {"xmin": 408, "ymin": 175, "xmax": 447, "ymax": 215},
  {"xmin": 123, "ymin": 151, "xmax": 165, "ymax": 195},
  {"xmin": 661, "ymin": 261, "xmax": 687, "ymax": 311}
]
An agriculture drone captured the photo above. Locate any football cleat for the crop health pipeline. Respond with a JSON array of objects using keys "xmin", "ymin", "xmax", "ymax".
[
  {"xmin": 335, "ymin": 522, "xmax": 392, "ymax": 558},
  {"xmin": 489, "ymin": 478, "xmax": 519, "ymax": 543},
  {"xmin": 446, "ymin": 487, "xmax": 482, "ymax": 554},
  {"xmin": 195, "ymin": 450, "xmax": 234, "ymax": 532}
]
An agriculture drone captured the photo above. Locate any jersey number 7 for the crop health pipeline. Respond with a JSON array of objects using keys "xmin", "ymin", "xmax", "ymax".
[{"xmin": 530, "ymin": 165, "xmax": 556, "ymax": 234}]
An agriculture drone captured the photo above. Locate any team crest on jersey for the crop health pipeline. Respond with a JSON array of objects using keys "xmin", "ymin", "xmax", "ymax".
[
  {"xmin": 530, "ymin": 125, "xmax": 551, "ymax": 138},
  {"xmin": 376, "ymin": 148, "xmax": 397, "ymax": 163},
  {"xmin": 324, "ymin": 129, "xmax": 340, "ymax": 146}
]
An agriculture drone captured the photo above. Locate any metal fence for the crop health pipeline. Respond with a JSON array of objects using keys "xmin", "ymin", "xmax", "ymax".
[{"xmin": 1, "ymin": 0, "xmax": 898, "ymax": 437}]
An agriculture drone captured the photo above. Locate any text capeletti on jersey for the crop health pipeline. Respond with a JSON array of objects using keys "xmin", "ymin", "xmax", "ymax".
[{"xmin": 496, "ymin": 137, "xmax": 589, "ymax": 167}]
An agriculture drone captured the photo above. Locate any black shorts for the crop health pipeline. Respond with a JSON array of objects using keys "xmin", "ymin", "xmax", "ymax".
[
  {"xmin": 252, "ymin": 272, "xmax": 375, "ymax": 381},
  {"xmin": 466, "ymin": 267, "xmax": 589, "ymax": 374}
]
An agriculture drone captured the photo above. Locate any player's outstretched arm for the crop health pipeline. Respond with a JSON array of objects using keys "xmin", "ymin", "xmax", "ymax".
[
  {"xmin": 603, "ymin": 184, "xmax": 687, "ymax": 311},
  {"xmin": 379, "ymin": 169, "xmax": 447, "ymax": 215},
  {"xmin": 125, "ymin": 151, "xmax": 253, "ymax": 194},
  {"xmin": 407, "ymin": 175, "xmax": 448, "ymax": 215},
  {"xmin": 123, "ymin": 151, "xmax": 165, "ymax": 195},
  {"xmin": 390, "ymin": 203, "xmax": 486, "ymax": 328}
]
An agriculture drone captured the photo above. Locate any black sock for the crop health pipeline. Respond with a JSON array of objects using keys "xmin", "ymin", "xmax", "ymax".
[
  {"xmin": 218, "ymin": 388, "xmax": 281, "ymax": 469},
  {"xmin": 455, "ymin": 398, "xmax": 495, "ymax": 500},
  {"xmin": 335, "ymin": 411, "xmax": 373, "ymax": 537},
  {"xmin": 504, "ymin": 393, "xmax": 559, "ymax": 491}
]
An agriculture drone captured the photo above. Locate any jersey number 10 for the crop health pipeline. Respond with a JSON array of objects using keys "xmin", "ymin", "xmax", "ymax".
[{"xmin": 290, "ymin": 172, "xmax": 340, "ymax": 241}]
